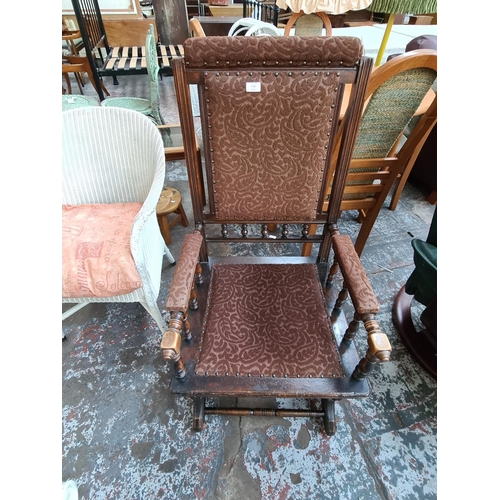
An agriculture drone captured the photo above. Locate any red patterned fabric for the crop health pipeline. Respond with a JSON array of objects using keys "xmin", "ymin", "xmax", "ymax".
[
  {"xmin": 195, "ymin": 264, "xmax": 345, "ymax": 378},
  {"xmin": 166, "ymin": 233, "xmax": 203, "ymax": 312},
  {"xmin": 184, "ymin": 36, "xmax": 363, "ymax": 69},
  {"xmin": 332, "ymin": 234, "xmax": 379, "ymax": 314},
  {"xmin": 62, "ymin": 203, "xmax": 142, "ymax": 298},
  {"xmin": 206, "ymin": 70, "xmax": 341, "ymax": 221}
]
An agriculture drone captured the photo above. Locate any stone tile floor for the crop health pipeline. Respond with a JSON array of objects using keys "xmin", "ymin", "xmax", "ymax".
[{"xmin": 62, "ymin": 72, "xmax": 437, "ymax": 500}]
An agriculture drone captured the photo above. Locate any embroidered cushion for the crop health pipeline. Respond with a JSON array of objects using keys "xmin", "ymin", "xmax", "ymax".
[{"xmin": 62, "ymin": 203, "xmax": 142, "ymax": 298}]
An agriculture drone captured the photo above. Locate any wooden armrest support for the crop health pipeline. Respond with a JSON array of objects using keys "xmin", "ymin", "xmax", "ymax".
[
  {"xmin": 160, "ymin": 311, "xmax": 186, "ymax": 379},
  {"xmin": 331, "ymin": 234, "xmax": 379, "ymax": 315},
  {"xmin": 165, "ymin": 232, "xmax": 203, "ymax": 313}
]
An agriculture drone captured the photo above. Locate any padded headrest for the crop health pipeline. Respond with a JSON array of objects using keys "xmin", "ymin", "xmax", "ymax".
[{"xmin": 183, "ymin": 36, "xmax": 363, "ymax": 69}]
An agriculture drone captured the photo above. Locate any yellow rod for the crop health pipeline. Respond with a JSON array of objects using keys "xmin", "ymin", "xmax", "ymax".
[{"xmin": 374, "ymin": 13, "xmax": 395, "ymax": 67}]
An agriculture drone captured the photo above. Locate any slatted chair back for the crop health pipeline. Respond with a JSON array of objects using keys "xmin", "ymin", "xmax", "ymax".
[{"xmin": 70, "ymin": 0, "xmax": 109, "ymax": 100}]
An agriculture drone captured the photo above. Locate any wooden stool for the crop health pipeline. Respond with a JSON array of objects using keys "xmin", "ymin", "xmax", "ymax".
[{"xmin": 156, "ymin": 187, "xmax": 189, "ymax": 245}]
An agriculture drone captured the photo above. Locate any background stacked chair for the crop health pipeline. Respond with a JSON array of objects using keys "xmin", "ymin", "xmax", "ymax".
[
  {"xmin": 284, "ymin": 11, "xmax": 332, "ymax": 36},
  {"xmin": 101, "ymin": 25, "xmax": 164, "ymax": 125},
  {"xmin": 302, "ymin": 49, "xmax": 437, "ymax": 258}
]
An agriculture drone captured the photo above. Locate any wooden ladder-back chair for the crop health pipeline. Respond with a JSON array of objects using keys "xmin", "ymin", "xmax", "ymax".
[
  {"xmin": 302, "ymin": 49, "xmax": 437, "ymax": 259},
  {"xmin": 161, "ymin": 36, "xmax": 392, "ymax": 435},
  {"xmin": 284, "ymin": 11, "xmax": 333, "ymax": 36},
  {"xmin": 62, "ymin": 55, "xmax": 110, "ymax": 97}
]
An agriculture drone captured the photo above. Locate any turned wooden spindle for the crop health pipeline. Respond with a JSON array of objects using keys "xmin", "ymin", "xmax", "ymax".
[
  {"xmin": 160, "ymin": 311, "xmax": 186, "ymax": 379},
  {"xmin": 221, "ymin": 224, "xmax": 228, "ymax": 238},
  {"xmin": 331, "ymin": 285, "xmax": 348, "ymax": 321},
  {"xmin": 341, "ymin": 313, "xmax": 362, "ymax": 346},
  {"xmin": 241, "ymin": 224, "xmax": 248, "ymax": 238},
  {"xmin": 195, "ymin": 262, "xmax": 203, "ymax": 285},
  {"xmin": 182, "ymin": 312, "xmax": 192, "ymax": 343},
  {"xmin": 353, "ymin": 313, "xmax": 392, "ymax": 380},
  {"xmin": 189, "ymin": 281, "xmax": 198, "ymax": 310},
  {"xmin": 261, "ymin": 224, "xmax": 269, "ymax": 238}
]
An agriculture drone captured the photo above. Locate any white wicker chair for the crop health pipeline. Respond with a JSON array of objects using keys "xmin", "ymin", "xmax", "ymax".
[
  {"xmin": 62, "ymin": 107, "xmax": 175, "ymax": 338},
  {"xmin": 228, "ymin": 18, "xmax": 281, "ymax": 36}
]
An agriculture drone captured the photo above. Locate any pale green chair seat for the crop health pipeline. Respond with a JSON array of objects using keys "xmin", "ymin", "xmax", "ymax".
[
  {"xmin": 62, "ymin": 95, "xmax": 100, "ymax": 111},
  {"xmin": 101, "ymin": 24, "xmax": 164, "ymax": 125},
  {"xmin": 101, "ymin": 97, "xmax": 152, "ymax": 116}
]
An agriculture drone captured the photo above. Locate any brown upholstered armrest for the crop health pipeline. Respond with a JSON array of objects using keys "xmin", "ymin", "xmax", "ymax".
[
  {"xmin": 331, "ymin": 234, "xmax": 379, "ymax": 315},
  {"xmin": 161, "ymin": 232, "xmax": 203, "ymax": 379},
  {"xmin": 165, "ymin": 232, "xmax": 203, "ymax": 313},
  {"xmin": 332, "ymin": 234, "xmax": 391, "ymax": 368}
]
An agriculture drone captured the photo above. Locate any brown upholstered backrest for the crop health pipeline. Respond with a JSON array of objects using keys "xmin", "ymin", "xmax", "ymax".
[{"xmin": 174, "ymin": 36, "xmax": 370, "ymax": 262}]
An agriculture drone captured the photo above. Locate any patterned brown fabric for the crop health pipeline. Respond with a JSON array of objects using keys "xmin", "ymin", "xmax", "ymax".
[
  {"xmin": 184, "ymin": 36, "xmax": 363, "ymax": 69},
  {"xmin": 165, "ymin": 233, "xmax": 203, "ymax": 312},
  {"xmin": 195, "ymin": 264, "xmax": 345, "ymax": 378},
  {"xmin": 206, "ymin": 70, "xmax": 341, "ymax": 220},
  {"xmin": 332, "ymin": 234, "xmax": 379, "ymax": 314}
]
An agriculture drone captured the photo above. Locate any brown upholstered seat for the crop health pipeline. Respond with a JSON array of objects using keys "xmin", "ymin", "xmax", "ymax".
[
  {"xmin": 161, "ymin": 36, "xmax": 392, "ymax": 435},
  {"xmin": 197, "ymin": 264, "xmax": 344, "ymax": 379}
]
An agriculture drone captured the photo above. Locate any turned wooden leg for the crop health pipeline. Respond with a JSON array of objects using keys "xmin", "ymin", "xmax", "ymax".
[
  {"xmin": 193, "ymin": 397, "xmax": 207, "ymax": 432},
  {"xmin": 322, "ymin": 399, "xmax": 336, "ymax": 436},
  {"xmin": 342, "ymin": 313, "xmax": 362, "ymax": 346},
  {"xmin": 331, "ymin": 285, "xmax": 348, "ymax": 321}
]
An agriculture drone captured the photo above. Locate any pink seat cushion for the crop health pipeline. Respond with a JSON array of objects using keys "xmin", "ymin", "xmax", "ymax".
[{"xmin": 62, "ymin": 203, "xmax": 143, "ymax": 298}]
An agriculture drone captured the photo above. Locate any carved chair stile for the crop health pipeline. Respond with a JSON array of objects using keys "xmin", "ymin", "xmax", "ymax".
[{"xmin": 161, "ymin": 36, "xmax": 392, "ymax": 434}]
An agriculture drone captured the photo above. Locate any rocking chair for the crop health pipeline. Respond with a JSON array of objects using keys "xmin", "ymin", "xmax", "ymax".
[{"xmin": 161, "ymin": 36, "xmax": 391, "ymax": 434}]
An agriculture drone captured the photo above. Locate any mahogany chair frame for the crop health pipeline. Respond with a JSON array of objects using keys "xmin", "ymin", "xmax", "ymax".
[
  {"xmin": 302, "ymin": 49, "xmax": 437, "ymax": 259},
  {"xmin": 161, "ymin": 36, "xmax": 391, "ymax": 434}
]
